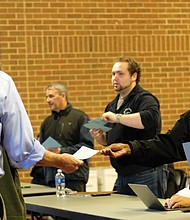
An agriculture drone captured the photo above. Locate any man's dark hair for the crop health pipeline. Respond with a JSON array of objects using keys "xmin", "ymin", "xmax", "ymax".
[{"xmin": 115, "ymin": 56, "xmax": 141, "ymax": 83}]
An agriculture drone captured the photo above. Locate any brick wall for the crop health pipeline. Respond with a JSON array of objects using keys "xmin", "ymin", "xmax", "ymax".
[{"xmin": 1, "ymin": 0, "xmax": 190, "ymax": 182}]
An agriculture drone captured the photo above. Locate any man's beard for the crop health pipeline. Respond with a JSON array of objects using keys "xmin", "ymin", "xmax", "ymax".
[{"xmin": 114, "ymin": 84, "xmax": 129, "ymax": 92}]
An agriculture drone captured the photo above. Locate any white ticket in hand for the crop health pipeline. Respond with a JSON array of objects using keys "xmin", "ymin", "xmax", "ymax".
[{"xmin": 73, "ymin": 146, "xmax": 99, "ymax": 160}]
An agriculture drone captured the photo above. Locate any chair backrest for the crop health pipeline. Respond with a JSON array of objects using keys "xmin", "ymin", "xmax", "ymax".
[
  {"xmin": 164, "ymin": 166, "xmax": 188, "ymax": 198},
  {"xmin": 174, "ymin": 169, "xmax": 188, "ymax": 190}
]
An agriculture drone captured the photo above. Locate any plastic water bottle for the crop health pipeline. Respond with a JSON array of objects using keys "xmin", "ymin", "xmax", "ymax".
[{"xmin": 55, "ymin": 169, "xmax": 65, "ymax": 197}]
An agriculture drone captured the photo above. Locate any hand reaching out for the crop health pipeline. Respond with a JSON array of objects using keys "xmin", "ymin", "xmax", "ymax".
[
  {"xmin": 90, "ymin": 129, "xmax": 107, "ymax": 145},
  {"xmin": 100, "ymin": 143, "xmax": 131, "ymax": 158},
  {"xmin": 102, "ymin": 111, "xmax": 117, "ymax": 123},
  {"xmin": 36, "ymin": 151, "xmax": 84, "ymax": 174},
  {"xmin": 58, "ymin": 153, "xmax": 84, "ymax": 174}
]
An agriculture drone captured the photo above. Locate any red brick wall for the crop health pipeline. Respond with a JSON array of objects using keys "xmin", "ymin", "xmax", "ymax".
[{"xmin": 1, "ymin": 0, "xmax": 190, "ymax": 182}]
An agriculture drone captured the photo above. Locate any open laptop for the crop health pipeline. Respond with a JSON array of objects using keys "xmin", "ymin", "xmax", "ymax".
[{"xmin": 128, "ymin": 183, "xmax": 179, "ymax": 211}]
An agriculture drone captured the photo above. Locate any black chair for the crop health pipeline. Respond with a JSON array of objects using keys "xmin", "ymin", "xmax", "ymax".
[
  {"xmin": 174, "ymin": 169, "xmax": 188, "ymax": 189},
  {"xmin": 164, "ymin": 166, "xmax": 188, "ymax": 198}
]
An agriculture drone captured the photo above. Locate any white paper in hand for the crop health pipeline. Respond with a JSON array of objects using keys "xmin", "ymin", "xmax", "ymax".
[{"xmin": 73, "ymin": 146, "xmax": 99, "ymax": 160}]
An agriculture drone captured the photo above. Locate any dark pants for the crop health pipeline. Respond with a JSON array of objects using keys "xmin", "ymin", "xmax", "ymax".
[
  {"xmin": 0, "ymin": 149, "xmax": 26, "ymax": 220},
  {"xmin": 116, "ymin": 165, "xmax": 168, "ymax": 198}
]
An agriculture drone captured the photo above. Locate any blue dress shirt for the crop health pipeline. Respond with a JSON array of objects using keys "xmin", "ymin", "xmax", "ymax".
[{"xmin": 0, "ymin": 71, "xmax": 45, "ymax": 177}]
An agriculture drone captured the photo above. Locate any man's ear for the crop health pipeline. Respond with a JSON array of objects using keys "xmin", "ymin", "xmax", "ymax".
[
  {"xmin": 132, "ymin": 72, "xmax": 137, "ymax": 81},
  {"xmin": 61, "ymin": 92, "xmax": 66, "ymax": 98}
]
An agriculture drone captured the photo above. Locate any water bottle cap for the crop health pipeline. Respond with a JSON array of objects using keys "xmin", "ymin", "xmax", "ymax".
[{"xmin": 57, "ymin": 169, "xmax": 62, "ymax": 173}]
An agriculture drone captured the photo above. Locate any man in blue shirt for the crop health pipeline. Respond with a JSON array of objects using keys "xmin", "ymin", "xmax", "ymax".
[{"xmin": 0, "ymin": 71, "xmax": 83, "ymax": 219}]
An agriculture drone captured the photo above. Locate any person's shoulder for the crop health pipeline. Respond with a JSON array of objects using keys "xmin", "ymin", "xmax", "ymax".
[
  {"xmin": 136, "ymin": 85, "xmax": 153, "ymax": 95},
  {"xmin": 134, "ymin": 85, "xmax": 158, "ymax": 99},
  {"xmin": 44, "ymin": 114, "xmax": 53, "ymax": 121},
  {"xmin": 180, "ymin": 110, "xmax": 190, "ymax": 119},
  {"xmin": 72, "ymin": 108, "xmax": 88, "ymax": 116},
  {"xmin": 71, "ymin": 108, "xmax": 90, "ymax": 120},
  {"xmin": 105, "ymin": 95, "xmax": 119, "ymax": 109},
  {"xmin": 41, "ymin": 114, "xmax": 53, "ymax": 125},
  {"xmin": 0, "ymin": 70, "xmax": 12, "ymax": 82},
  {"xmin": 0, "ymin": 71, "xmax": 15, "ymax": 99}
]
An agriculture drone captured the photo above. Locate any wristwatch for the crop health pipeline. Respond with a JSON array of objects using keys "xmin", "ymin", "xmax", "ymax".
[{"xmin": 116, "ymin": 114, "xmax": 122, "ymax": 123}]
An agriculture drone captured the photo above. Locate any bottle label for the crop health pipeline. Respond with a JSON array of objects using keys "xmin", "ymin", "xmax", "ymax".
[{"xmin": 55, "ymin": 177, "xmax": 65, "ymax": 185}]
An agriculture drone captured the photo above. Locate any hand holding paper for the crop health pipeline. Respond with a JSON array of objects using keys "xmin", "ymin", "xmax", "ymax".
[
  {"xmin": 42, "ymin": 137, "xmax": 99, "ymax": 160},
  {"xmin": 83, "ymin": 118, "xmax": 112, "ymax": 132},
  {"xmin": 73, "ymin": 146, "xmax": 99, "ymax": 160},
  {"xmin": 42, "ymin": 136, "xmax": 62, "ymax": 150}
]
